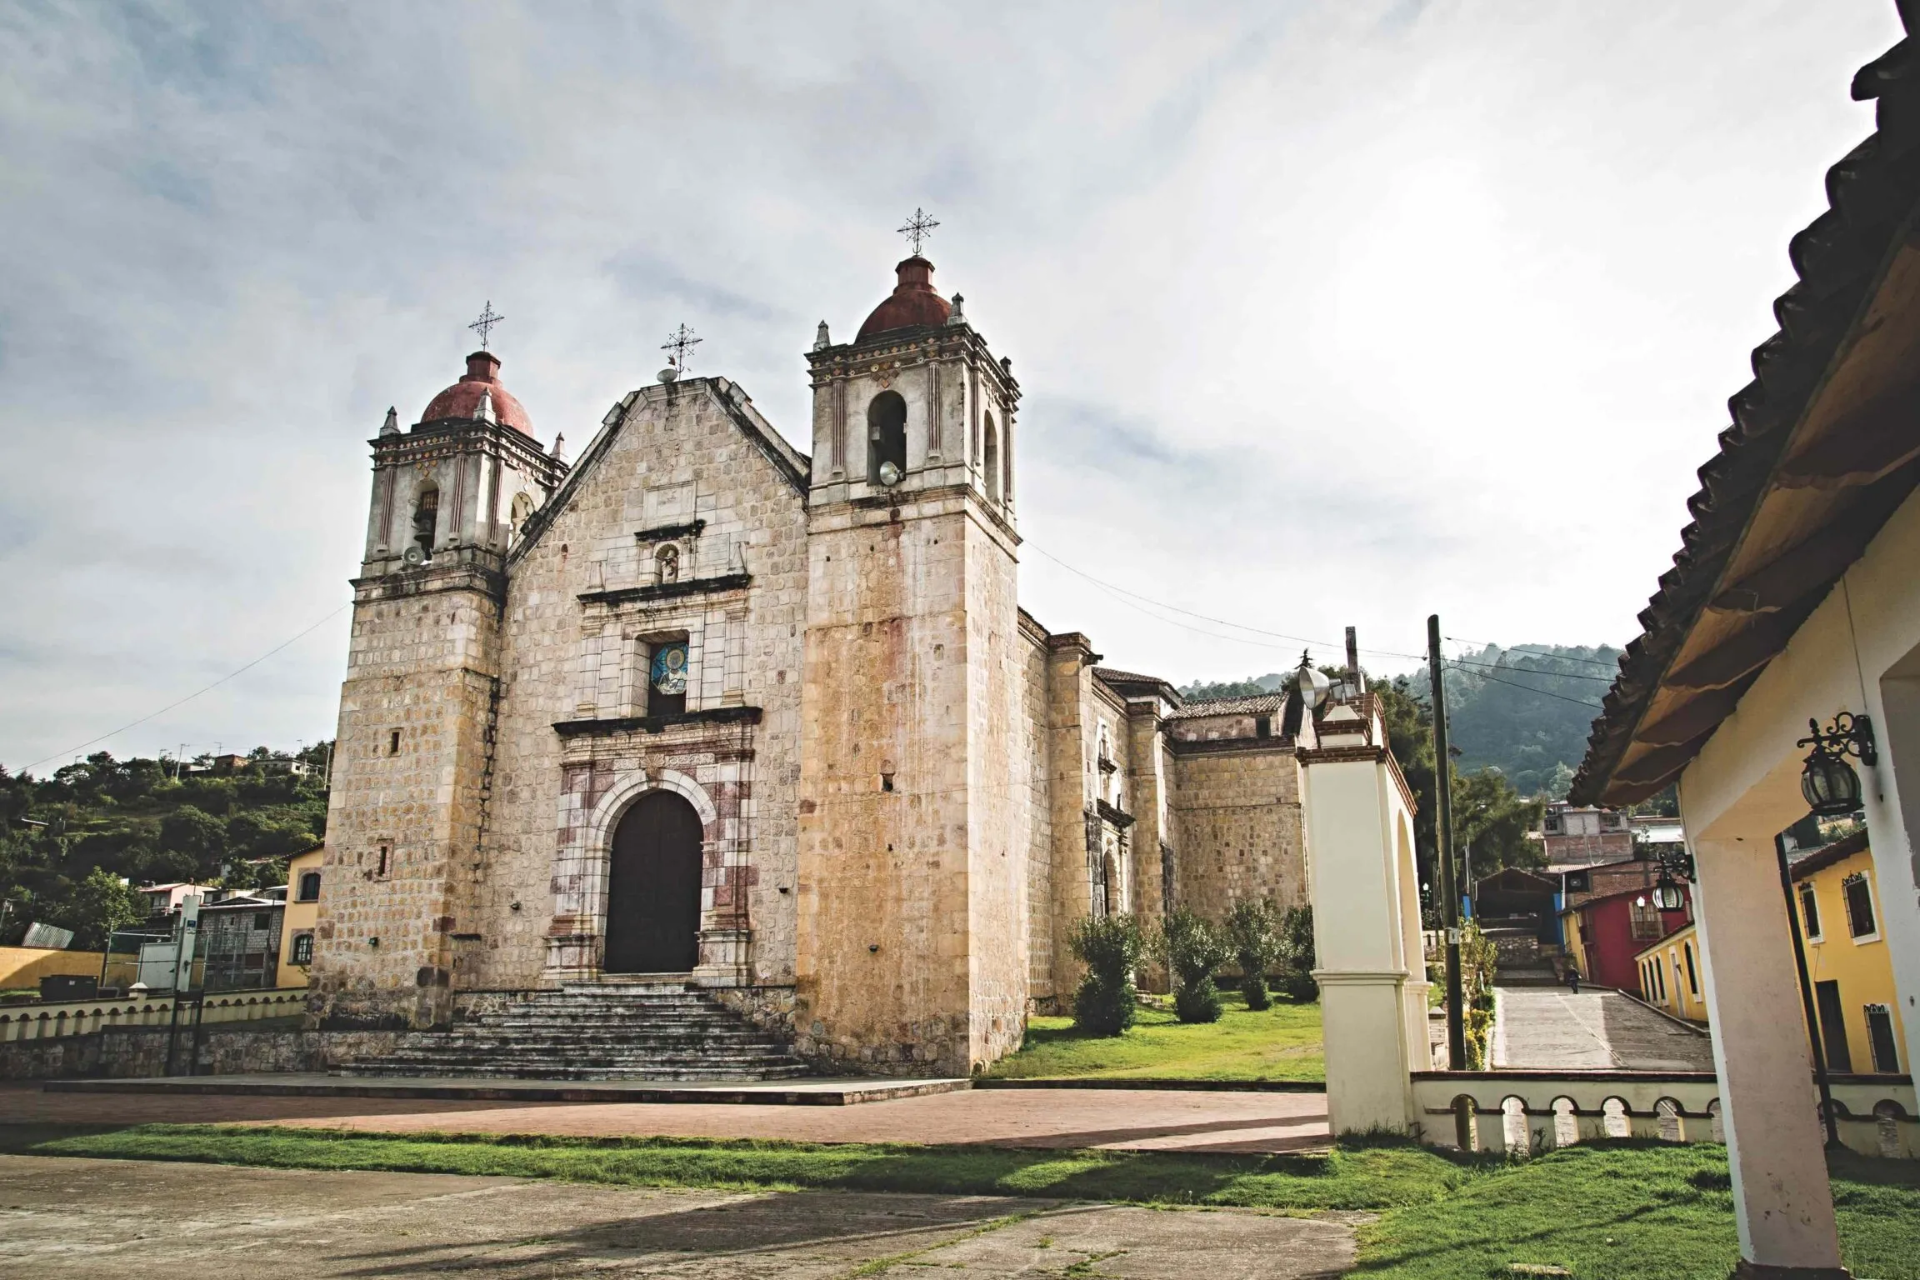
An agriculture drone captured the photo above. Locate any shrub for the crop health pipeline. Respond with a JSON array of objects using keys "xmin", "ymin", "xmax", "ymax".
[
  {"xmin": 1225, "ymin": 898, "xmax": 1282, "ymax": 1010},
  {"xmin": 1153, "ymin": 907, "xmax": 1231, "ymax": 1023},
  {"xmin": 1067, "ymin": 914, "xmax": 1144, "ymax": 1036},
  {"xmin": 1276, "ymin": 904, "xmax": 1318, "ymax": 1002}
]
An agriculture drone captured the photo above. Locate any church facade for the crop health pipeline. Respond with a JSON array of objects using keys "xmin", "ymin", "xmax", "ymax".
[{"xmin": 311, "ymin": 252, "xmax": 1331, "ymax": 1076}]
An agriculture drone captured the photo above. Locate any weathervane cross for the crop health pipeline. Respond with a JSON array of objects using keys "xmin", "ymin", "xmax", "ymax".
[
  {"xmin": 662, "ymin": 323, "xmax": 703, "ymax": 372},
  {"xmin": 468, "ymin": 300, "xmax": 505, "ymax": 351},
  {"xmin": 897, "ymin": 207, "xmax": 939, "ymax": 256}
]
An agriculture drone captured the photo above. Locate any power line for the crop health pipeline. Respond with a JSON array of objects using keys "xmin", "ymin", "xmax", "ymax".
[
  {"xmin": 20, "ymin": 601, "xmax": 353, "ymax": 775},
  {"xmin": 1029, "ymin": 544, "xmax": 1429, "ymax": 665},
  {"xmin": 1443, "ymin": 653, "xmax": 1619, "ymax": 685},
  {"xmin": 1447, "ymin": 661, "xmax": 1604, "ymax": 710},
  {"xmin": 1444, "ymin": 635, "xmax": 1622, "ymax": 672}
]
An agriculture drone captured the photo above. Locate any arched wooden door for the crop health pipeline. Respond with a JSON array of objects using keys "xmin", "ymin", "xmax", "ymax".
[{"xmin": 604, "ymin": 791, "xmax": 704, "ymax": 973}]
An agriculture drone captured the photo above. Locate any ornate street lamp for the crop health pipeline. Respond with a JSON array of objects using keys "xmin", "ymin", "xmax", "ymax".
[
  {"xmin": 1797, "ymin": 712, "xmax": 1876, "ymax": 818},
  {"xmin": 1650, "ymin": 847, "xmax": 1693, "ymax": 912}
]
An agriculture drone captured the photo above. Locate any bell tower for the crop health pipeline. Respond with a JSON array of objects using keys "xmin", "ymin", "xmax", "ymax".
[
  {"xmin": 312, "ymin": 339, "xmax": 565, "ymax": 1028},
  {"xmin": 794, "ymin": 246, "xmax": 1030, "ymax": 1075}
]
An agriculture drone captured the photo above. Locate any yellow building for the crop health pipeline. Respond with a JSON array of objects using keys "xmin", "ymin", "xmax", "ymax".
[
  {"xmin": 275, "ymin": 846, "xmax": 325, "ymax": 990},
  {"xmin": 1634, "ymin": 921, "xmax": 1709, "ymax": 1024},
  {"xmin": 1630, "ymin": 831, "xmax": 1904, "ymax": 1073},
  {"xmin": 1793, "ymin": 831, "xmax": 1906, "ymax": 1076}
]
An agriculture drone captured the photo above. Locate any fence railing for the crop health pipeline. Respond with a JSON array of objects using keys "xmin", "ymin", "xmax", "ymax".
[
  {"xmin": 1412, "ymin": 1070, "xmax": 1917, "ymax": 1160},
  {"xmin": 0, "ymin": 989, "xmax": 307, "ymax": 1043}
]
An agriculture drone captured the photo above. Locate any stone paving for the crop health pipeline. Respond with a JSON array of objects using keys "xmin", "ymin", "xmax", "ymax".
[
  {"xmin": 1492, "ymin": 985, "xmax": 1716, "ymax": 1071},
  {"xmin": 0, "ymin": 1154, "xmax": 1361, "ymax": 1278},
  {"xmin": 0, "ymin": 1081, "xmax": 1333, "ymax": 1155}
]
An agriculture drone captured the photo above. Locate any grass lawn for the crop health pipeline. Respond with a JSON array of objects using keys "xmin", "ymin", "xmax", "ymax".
[
  {"xmin": 985, "ymin": 989, "xmax": 1324, "ymax": 1081},
  {"xmin": 8, "ymin": 1125, "xmax": 1915, "ymax": 1278}
]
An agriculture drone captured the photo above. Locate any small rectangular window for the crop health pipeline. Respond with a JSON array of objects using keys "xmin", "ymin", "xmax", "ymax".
[
  {"xmin": 298, "ymin": 871, "xmax": 322, "ymax": 902},
  {"xmin": 1843, "ymin": 873, "xmax": 1877, "ymax": 939},
  {"xmin": 389, "ymin": 729, "xmax": 402, "ymax": 756},
  {"xmin": 377, "ymin": 845, "xmax": 391, "ymax": 878},
  {"xmin": 1683, "ymin": 942, "xmax": 1698, "ymax": 997},
  {"xmin": 1629, "ymin": 899, "xmax": 1663, "ymax": 940},
  {"xmin": 291, "ymin": 933, "xmax": 314, "ymax": 965},
  {"xmin": 253, "ymin": 912, "xmax": 271, "ymax": 932},
  {"xmin": 1799, "ymin": 883, "xmax": 1822, "ymax": 940},
  {"xmin": 1655, "ymin": 959, "xmax": 1667, "ymax": 1003},
  {"xmin": 1866, "ymin": 1004, "xmax": 1901, "ymax": 1073}
]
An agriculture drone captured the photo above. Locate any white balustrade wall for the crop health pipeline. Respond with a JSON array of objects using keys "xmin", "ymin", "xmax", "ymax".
[
  {"xmin": 1413, "ymin": 1070, "xmax": 1917, "ymax": 1160},
  {"xmin": 0, "ymin": 990, "xmax": 307, "ymax": 1043}
]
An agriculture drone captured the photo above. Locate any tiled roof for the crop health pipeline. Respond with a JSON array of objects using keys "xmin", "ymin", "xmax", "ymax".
[
  {"xmin": 1573, "ymin": 30, "xmax": 1920, "ymax": 805},
  {"xmin": 1173, "ymin": 692, "xmax": 1287, "ymax": 716}
]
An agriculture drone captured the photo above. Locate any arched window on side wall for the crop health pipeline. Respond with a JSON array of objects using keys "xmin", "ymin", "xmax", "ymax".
[
  {"xmin": 297, "ymin": 871, "xmax": 321, "ymax": 903},
  {"xmin": 868, "ymin": 391, "xmax": 907, "ymax": 487},
  {"xmin": 983, "ymin": 413, "xmax": 1001, "ymax": 502},
  {"xmin": 508, "ymin": 491, "xmax": 534, "ymax": 547}
]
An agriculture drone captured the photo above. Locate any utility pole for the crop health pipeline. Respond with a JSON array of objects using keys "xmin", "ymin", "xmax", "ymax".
[
  {"xmin": 1430, "ymin": 614, "xmax": 1465, "ymax": 1070},
  {"xmin": 1776, "ymin": 834, "xmax": 1840, "ymax": 1146}
]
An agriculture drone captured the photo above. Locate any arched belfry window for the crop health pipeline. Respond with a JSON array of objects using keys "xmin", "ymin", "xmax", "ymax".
[
  {"xmin": 982, "ymin": 413, "xmax": 1001, "ymax": 503},
  {"xmin": 868, "ymin": 391, "xmax": 907, "ymax": 487},
  {"xmin": 412, "ymin": 485, "xmax": 439, "ymax": 555},
  {"xmin": 508, "ymin": 491, "xmax": 534, "ymax": 547}
]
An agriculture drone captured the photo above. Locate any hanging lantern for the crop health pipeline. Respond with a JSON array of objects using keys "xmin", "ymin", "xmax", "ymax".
[
  {"xmin": 1651, "ymin": 872, "xmax": 1686, "ymax": 913},
  {"xmin": 1796, "ymin": 712, "xmax": 1875, "ymax": 819}
]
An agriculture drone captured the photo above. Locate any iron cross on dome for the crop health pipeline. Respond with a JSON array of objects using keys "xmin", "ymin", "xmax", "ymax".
[
  {"xmin": 662, "ymin": 323, "xmax": 702, "ymax": 372},
  {"xmin": 897, "ymin": 208, "xmax": 939, "ymax": 256},
  {"xmin": 468, "ymin": 301, "xmax": 505, "ymax": 350}
]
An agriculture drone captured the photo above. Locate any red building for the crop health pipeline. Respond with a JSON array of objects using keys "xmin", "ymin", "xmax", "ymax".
[{"xmin": 1564, "ymin": 883, "xmax": 1693, "ymax": 991}]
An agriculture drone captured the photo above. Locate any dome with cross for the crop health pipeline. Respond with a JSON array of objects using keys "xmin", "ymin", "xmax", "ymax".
[{"xmin": 420, "ymin": 350, "xmax": 534, "ymax": 435}]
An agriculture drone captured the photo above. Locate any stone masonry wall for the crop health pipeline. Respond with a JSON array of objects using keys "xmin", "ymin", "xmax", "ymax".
[
  {"xmin": 1169, "ymin": 745, "xmax": 1309, "ymax": 923},
  {"xmin": 963, "ymin": 516, "xmax": 1030, "ymax": 1068},
  {"xmin": 0, "ymin": 1026, "xmax": 403, "ymax": 1080},
  {"xmin": 312, "ymin": 568, "xmax": 501, "ymax": 1028},
  {"xmin": 482, "ymin": 379, "xmax": 809, "ymax": 989},
  {"xmin": 1019, "ymin": 618, "xmax": 1056, "ymax": 1003}
]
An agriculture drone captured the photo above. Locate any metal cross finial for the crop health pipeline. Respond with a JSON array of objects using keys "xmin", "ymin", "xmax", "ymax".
[
  {"xmin": 897, "ymin": 207, "xmax": 940, "ymax": 256},
  {"xmin": 468, "ymin": 301, "xmax": 505, "ymax": 351},
  {"xmin": 661, "ymin": 323, "xmax": 702, "ymax": 372}
]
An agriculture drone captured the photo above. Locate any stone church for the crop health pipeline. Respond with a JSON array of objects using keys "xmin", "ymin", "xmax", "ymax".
[{"xmin": 312, "ymin": 249, "xmax": 1356, "ymax": 1076}]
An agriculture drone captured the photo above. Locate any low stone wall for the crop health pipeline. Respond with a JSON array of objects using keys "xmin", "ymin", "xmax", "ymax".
[
  {"xmin": 712, "ymin": 984, "xmax": 797, "ymax": 1037},
  {"xmin": 1, "ymin": 989, "xmax": 308, "ymax": 1042},
  {"xmin": 1412, "ymin": 1069, "xmax": 1918, "ymax": 1160},
  {"xmin": 0, "ymin": 1024, "xmax": 402, "ymax": 1081}
]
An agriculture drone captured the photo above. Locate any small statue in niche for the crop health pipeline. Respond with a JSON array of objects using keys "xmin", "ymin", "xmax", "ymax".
[{"xmin": 656, "ymin": 543, "xmax": 680, "ymax": 584}]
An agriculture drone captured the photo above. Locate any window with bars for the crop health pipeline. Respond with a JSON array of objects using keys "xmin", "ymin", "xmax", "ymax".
[
  {"xmin": 1629, "ymin": 899, "xmax": 1663, "ymax": 940},
  {"xmin": 1799, "ymin": 883, "xmax": 1822, "ymax": 940},
  {"xmin": 1866, "ymin": 1004, "xmax": 1901, "ymax": 1073},
  {"xmin": 1843, "ymin": 873, "xmax": 1878, "ymax": 939}
]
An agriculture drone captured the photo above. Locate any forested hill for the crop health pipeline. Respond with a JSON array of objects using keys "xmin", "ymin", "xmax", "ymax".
[
  {"xmin": 0, "ymin": 747, "xmax": 331, "ymax": 949},
  {"xmin": 1180, "ymin": 642, "xmax": 1621, "ymax": 799}
]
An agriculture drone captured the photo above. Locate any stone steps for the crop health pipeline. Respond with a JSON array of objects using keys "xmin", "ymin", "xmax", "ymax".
[{"xmin": 333, "ymin": 982, "xmax": 812, "ymax": 1082}]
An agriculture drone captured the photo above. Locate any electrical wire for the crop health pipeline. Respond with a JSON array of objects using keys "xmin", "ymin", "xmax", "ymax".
[
  {"xmin": 1444, "ymin": 634, "xmax": 1622, "ymax": 672},
  {"xmin": 20, "ymin": 601, "xmax": 353, "ymax": 775},
  {"xmin": 1446, "ymin": 661, "xmax": 1605, "ymax": 710}
]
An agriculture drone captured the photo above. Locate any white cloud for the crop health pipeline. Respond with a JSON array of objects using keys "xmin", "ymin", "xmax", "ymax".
[{"xmin": 0, "ymin": 0, "xmax": 1904, "ymax": 768}]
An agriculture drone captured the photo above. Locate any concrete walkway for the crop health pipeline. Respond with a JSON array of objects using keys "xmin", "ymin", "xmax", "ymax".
[
  {"xmin": 1492, "ymin": 985, "xmax": 1715, "ymax": 1071},
  {"xmin": 0, "ymin": 1155, "xmax": 1361, "ymax": 1278},
  {"xmin": 0, "ymin": 1081, "xmax": 1333, "ymax": 1155}
]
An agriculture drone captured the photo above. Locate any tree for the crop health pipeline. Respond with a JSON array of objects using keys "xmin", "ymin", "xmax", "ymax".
[
  {"xmin": 1225, "ymin": 898, "xmax": 1283, "ymax": 1010},
  {"xmin": 1276, "ymin": 904, "xmax": 1318, "ymax": 1002},
  {"xmin": 60, "ymin": 867, "xmax": 146, "ymax": 951},
  {"xmin": 1152, "ymin": 907, "xmax": 1231, "ymax": 1023},
  {"xmin": 1067, "ymin": 914, "xmax": 1144, "ymax": 1036}
]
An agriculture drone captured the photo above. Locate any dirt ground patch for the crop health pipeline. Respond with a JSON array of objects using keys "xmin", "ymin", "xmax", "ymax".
[{"xmin": 0, "ymin": 1153, "xmax": 1358, "ymax": 1278}]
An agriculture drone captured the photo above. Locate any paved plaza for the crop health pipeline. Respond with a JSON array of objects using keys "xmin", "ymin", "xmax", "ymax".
[
  {"xmin": 0, "ymin": 1081, "xmax": 1332, "ymax": 1155},
  {"xmin": 1492, "ymin": 986, "xmax": 1716, "ymax": 1071},
  {"xmin": 0, "ymin": 1155, "xmax": 1360, "ymax": 1279}
]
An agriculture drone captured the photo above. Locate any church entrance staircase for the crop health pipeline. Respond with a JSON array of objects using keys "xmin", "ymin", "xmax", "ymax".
[{"xmin": 334, "ymin": 982, "xmax": 812, "ymax": 1082}]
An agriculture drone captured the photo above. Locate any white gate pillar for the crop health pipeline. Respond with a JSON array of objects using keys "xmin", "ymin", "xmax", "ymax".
[{"xmin": 1300, "ymin": 696, "xmax": 1426, "ymax": 1135}]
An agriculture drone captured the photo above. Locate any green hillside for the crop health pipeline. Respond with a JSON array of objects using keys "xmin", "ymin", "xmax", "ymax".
[{"xmin": 0, "ymin": 746, "xmax": 331, "ymax": 949}]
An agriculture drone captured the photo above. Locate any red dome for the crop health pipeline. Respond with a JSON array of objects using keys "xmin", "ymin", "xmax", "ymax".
[
  {"xmin": 420, "ymin": 351, "xmax": 534, "ymax": 435},
  {"xmin": 856, "ymin": 256, "xmax": 952, "ymax": 340}
]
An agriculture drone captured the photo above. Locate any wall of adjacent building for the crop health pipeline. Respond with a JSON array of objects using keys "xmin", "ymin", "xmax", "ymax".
[{"xmin": 1799, "ymin": 845, "xmax": 1907, "ymax": 1074}]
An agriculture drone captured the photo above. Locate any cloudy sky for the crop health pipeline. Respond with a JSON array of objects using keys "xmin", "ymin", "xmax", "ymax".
[{"xmin": 0, "ymin": 1, "xmax": 1905, "ymax": 772}]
